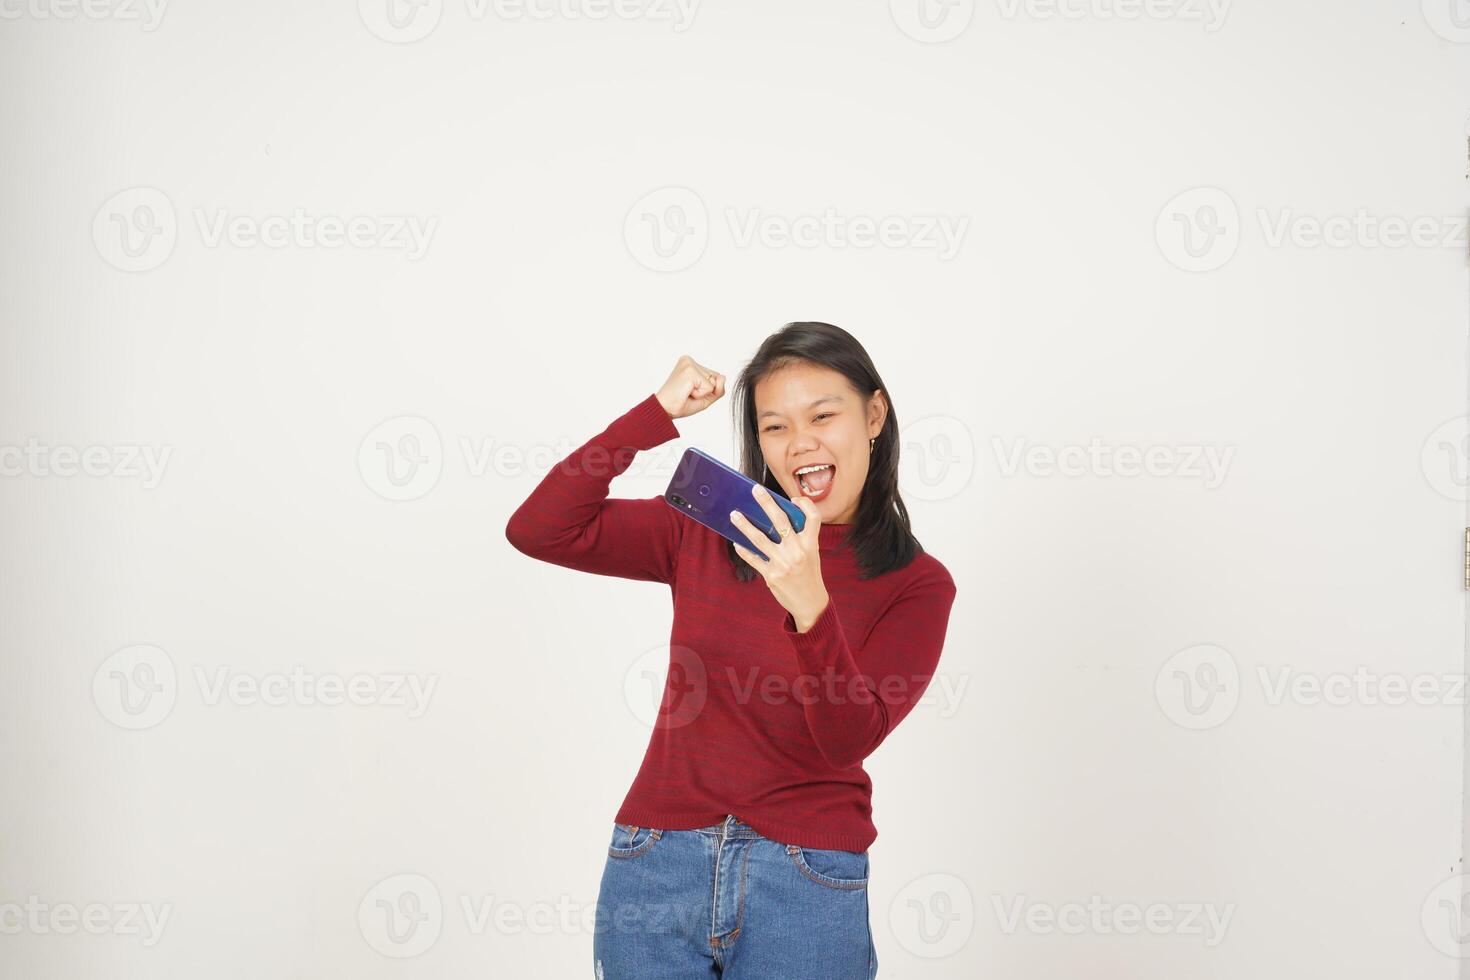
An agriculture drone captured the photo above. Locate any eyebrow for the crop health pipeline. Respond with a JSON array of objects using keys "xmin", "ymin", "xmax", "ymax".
[{"xmin": 758, "ymin": 395, "xmax": 843, "ymax": 420}]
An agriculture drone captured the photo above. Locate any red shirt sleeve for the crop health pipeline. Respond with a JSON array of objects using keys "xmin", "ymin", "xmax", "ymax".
[
  {"xmin": 505, "ymin": 392, "xmax": 685, "ymax": 585},
  {"xmin": 780, "ymin": 563, "xmax": 958, "ymax": 769}
]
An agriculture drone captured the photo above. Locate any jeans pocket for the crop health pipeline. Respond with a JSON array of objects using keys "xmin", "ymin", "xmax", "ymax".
[
  {"xmin": 784, "ymin": 843, "xmax": 869, "ymax": 890},
  {"xmin": 608, "ymin": 822, "xmax": 664, "ymax": 859}
]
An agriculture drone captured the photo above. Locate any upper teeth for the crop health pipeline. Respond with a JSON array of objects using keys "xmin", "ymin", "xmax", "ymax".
[{"xmin": 795, "ymin": 464, "xmax": 832, "ymax": 476}]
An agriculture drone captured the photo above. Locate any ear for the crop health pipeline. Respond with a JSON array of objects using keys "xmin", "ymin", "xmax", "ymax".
[{"xmin": 867, "ymin": 389, "xmax": 888, "ymax": 439}]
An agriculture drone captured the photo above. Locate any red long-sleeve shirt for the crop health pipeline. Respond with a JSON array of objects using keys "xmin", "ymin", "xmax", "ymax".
[{"xmin": 504, "ymin": 392, "xmax": 958, "ymax": 852}]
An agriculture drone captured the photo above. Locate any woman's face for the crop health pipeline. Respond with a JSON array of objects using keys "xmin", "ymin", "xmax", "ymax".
[{"xmin": 754, "ymin": 362, "xmax": 886, "ymax": 526}]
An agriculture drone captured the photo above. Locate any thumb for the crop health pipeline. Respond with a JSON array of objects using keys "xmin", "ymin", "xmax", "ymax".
[{"xmin": 793, "ymin": 494, "xmax": 822, "ymax": 534}]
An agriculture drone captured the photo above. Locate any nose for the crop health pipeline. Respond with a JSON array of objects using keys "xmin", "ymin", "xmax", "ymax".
[{"xmin": 788, "ymin": 428, "xmax": 822, "ymax": 452}]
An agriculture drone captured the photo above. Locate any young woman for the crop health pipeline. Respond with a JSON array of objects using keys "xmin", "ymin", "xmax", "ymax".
[{"xmin": 505, "ymin": 321, "xmax": 958, "ymax": 979}]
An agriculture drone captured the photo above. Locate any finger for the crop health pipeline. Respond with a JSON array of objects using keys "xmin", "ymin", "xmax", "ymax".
[
  {"xmin": 792, "ymin": 493, "xmax": 823, "ymax": 540},
  {"xmin": 732, "ymin": 541, "xmax": 767, "ymax": 574},
  {"xmin": 691, "ymin": 361, "xmax": 720, "ymax": 391},
  {"xmin": 689, "ymin": 368, "xmax": 712, "ymax": 397},
  {"xmin": 693, "ymin": 368, "xmax": 718, "ymax": 401},
  {"xmin": 749, "ymin": 484, "xmax": 795, "ymax": 541},
  {"xmin": 729, "ymin": 509, "xmax": 775, "ymax": 558}
]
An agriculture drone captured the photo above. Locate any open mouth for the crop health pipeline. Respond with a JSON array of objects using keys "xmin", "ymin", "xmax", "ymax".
[{"xmin": 793, "ymin": 463, "xmax": 836, "ymax": 503}]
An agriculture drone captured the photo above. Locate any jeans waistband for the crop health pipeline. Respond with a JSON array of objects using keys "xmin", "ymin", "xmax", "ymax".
[{"xmin": 691, "ymin": 814, "xmax": 764, "ymax": 839}]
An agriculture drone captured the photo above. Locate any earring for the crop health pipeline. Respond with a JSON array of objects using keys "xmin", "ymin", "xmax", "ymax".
[{"xmin": 869, "ymin": 437, "xmax": 875, "ymax": 454}]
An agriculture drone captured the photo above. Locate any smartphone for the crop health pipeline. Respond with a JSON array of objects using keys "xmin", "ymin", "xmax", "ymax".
[{"xmin": 664, "ymin": 447, "xmax": 805, "ymax": 558}]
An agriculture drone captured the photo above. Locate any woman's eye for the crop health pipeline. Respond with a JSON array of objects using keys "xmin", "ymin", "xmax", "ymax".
[{"xmin": 763, "ymin": 414, "xmax": 830, "ymax": 433}]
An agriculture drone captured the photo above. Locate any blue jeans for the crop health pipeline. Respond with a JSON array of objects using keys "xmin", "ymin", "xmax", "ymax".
[{"xmin": 592, "ymin": 814, "xmax": 878, "ymax": 979}]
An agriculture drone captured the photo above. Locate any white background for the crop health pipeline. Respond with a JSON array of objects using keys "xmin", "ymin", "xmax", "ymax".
[{"xmin": 2, "ymin": 1, "xmax": 1469, "ymax": 977}]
